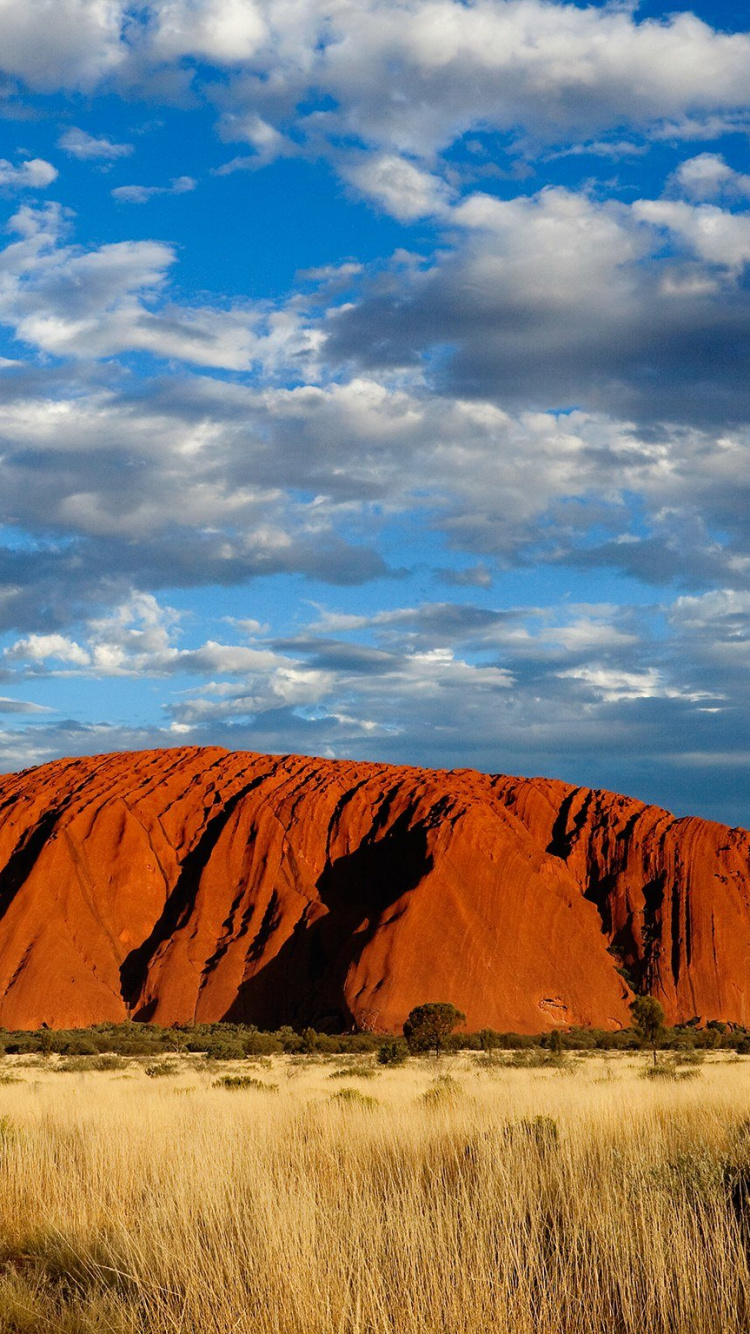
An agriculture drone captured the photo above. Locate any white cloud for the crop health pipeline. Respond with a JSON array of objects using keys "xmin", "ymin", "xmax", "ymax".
[
  {"xmin": 148, "ymin": 0, "xmax": 267, "ymax": 63},
  {"xmin": 111, "ymin": 174, "xmax": 196, "ymax": 203},
  {"xmin": 343, "ymin": 154, "xmax": 451, "ymax": 221},
  {"xmin": 59, "ymin": 127, "xmax": 133, "ymax": 160},
  {"xmin": 215, "ymin": 114, "xmax": 290, "ymax": 168},
  {"xmin": 2, "ymin": 2, "xmax": 750, "ymax": 183},
  {"xmin": 3, "ymin": 592, "xmax": 333, "ymax": 690},
  {"xmin": 0, "ymin": 204, "xmax": 320, "ymax": 372},
  {"xmin": 0, "ymin": 0, "xmax": 126, "ymax": 89},
  {"xmin": 325, "ymin": 181, "xmax": 750, "ymax": 426},
  {"xmin": 557, "ymin": 665, "xmax": 705, "ymax": 704},
  {"xmin": 206, "ymin": 0, "xmax": 750, "ymax": 186},
  {"xmin": 634, "ymin": 198, "xmax": 750, "ymax": 274},
  {"xmin": 0, "ymin": 696, "xmax": 50, "ymax": 714},
  {"xmin": 0, "ymin": 359, "xmax": 748, "ymax": 604},
  {"xmin": 0, "ymin": 158, "xmax": 57, "ymax": 190},
  {"xmin": 4, "ymin": 633, "xmax": 91, "ymax": 666}
]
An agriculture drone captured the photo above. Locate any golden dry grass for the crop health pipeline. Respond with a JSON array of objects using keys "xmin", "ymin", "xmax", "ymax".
[{"xmin": 0, "ymin": 1050, "xmax": 749, "ymax": 1332}]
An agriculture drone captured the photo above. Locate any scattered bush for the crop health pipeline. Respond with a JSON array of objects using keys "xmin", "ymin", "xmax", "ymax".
[
  {"xmin": 377, "ymin": 1041, "xmax": 408, "ymax": 1066},
  {"xmin": 203, "ymin": 1041, "xmax": 246, "ymax": 1061},
  {"xmin": 213, "ymin": 1075, "xmax": 278, "ymax": 1092},
  {"xmin": 422, "ymin": 1074, "xmax": 463, "ymax": 1107},
  {"xmin": 501, "ymin": 1048, "xmax": 570, "ymax": 1070},
  {"xmin": 329, "ymin": 1065, "xmax": 377, "ymax": 1080},
  {"xmin": 331, "ymin": 1087, "xmax": 378, "ymax": 1109},
  {"xmin": 144, "ymin": 1061, "xmax": 179, "ymax": 1079},
  {"xmin": 658, "ymin": 1148, "xmax": 723, "ymax": 1199},
  {"xmin": 641, "ymin": 1060, "xmax": 700, "ymax": 1081},
  {"xmin": 674, "ymin": 1049, "xmax": 705, "ymax": 1066},
  {"xmin": 242, "ymin": 1031, "xmax": 282, "ymax": 1057}
]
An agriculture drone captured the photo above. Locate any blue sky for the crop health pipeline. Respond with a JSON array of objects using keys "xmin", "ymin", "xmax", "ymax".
[{"xmin": 0, "ymin": 0, "xmax": 749, "ymax": 825}]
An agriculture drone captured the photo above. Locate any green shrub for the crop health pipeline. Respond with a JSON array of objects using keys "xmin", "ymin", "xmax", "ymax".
[
  {"xmin": 242, "ymin": 1031, "xmax": 282, "ymax": 1056},
  {"xmin": 331, "ymin": 1087, "xmax": 378, "ymax": 1109},
  {"xmin": 203, "ymin": 1041, "xmax": 246, "ymax": 1061},
  {"xmin": 674, "ymin": 1049, "xmax": 704, "ymax": 1066},
  {"xmin": 504, "ymin": 1048, "xmax": 569, "ymax": 1069},
  {"xmin": 144, "ymin": 1060, "xmax": 179, "ymax": 1079},
  {"xmin": 213, "ymin": 1075, "xmax": 278, "ymax": 1092},
  {"xmin": 641, "ymin": 1060, "xmax": 700, "ymax": 1081},
  {"xmin": 52, "ymin": 1038, "xmax": 100, "ymax": 1057},
  {"xmin": 329, "ymin": 1065, "xmax": 377, "ymax": 1080},
  {"xmin": 377, "ymin": 1041, "xmax": 408, "ymax": 1066},
  {"xmin": 421, "ymin": 1074, "xmax": 463, "ymax": 1107},
  {"xmin": 478, "ymin": 1028, "xmax": 502, "ymax": 1052}
]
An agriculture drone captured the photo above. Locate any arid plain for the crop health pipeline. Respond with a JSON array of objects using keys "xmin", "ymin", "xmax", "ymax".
[{"xmin": 1, "ymin": 1048, "xmax": 749, "ymax": 1334}]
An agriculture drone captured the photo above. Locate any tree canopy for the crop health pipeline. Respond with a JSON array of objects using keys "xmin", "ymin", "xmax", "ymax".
[
  {"xmin": 403, "ymin": 1003, "xmax": 466, "ymax": 1056},
  {"xmin": 630, "ymin": 995, "xmax": 665, "ymax": 1063}
]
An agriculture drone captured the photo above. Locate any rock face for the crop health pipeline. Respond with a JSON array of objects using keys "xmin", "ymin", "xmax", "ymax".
[{"xmin": 0, "ymin": 747, "xmax": 746, "ymax": 1032}]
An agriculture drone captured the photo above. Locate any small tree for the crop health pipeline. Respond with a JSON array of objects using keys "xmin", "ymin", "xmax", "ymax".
[
  {"xmin": 479, "ymin": 1028, "xmax": 502, "ymax": 1053},
  {"xmin": 548, "ymin": 1028, "xmax": 564, "ymax": 1056},
  {"xmin": 403, "ymin": 1003, "xmax": 466, "ymax": 1057},
  {"xmin": 630, "ymin": 995, "xmax": 665, "ymax": 1065}
]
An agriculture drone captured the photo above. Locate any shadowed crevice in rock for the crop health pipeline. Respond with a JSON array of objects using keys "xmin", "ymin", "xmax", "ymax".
[
  {"xmin": 546, "ymin": 788, "xmax": 590, "ymax": 862},
  {"xmin": 0, "ymin": 810, "xmax": 60, "ymax": 921},
  {"xmin": 221, "ymin": 816, "xmax": 431, "ymax": 1030},
  {"xmin": 119, "ymin": 775, "xmax": 273, "ymax": 1015}
]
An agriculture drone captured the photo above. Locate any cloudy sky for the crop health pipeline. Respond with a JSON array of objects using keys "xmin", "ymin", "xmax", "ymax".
[{"xmin": 0, "ymin": 0, "xmax": 748, "ymax": 824}]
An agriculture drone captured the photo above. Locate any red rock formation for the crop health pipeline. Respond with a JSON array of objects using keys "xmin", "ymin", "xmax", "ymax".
[{"xmin": 0, "ymin": 747, "xmax": 745, "ymax": 1031}]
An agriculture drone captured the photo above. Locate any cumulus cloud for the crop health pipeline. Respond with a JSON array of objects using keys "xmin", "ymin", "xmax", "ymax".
[
  {"xmin": 59, "ymin": 127, "xmax": 133, "ymax": 160},
  {"xmin": 326, "ymin": 185, "xmax": 750, "ymax": 425},
  {"xmin": 203, "ymin": 0, "xmax": 750, "ymax": 209},
  {"xmin": 147, "ymin": 0, "xmax": 267, "ymax": 64},
  {"xmin": 342, "ymin": 155, "xmax": 452, "ymax": 221},
  {"xmin": 0, "ymin": 203, "xmax": 320, "ymax": 371},
  {"xmin": 0, "ymin": 158, "xmax": 57, "ymax": 190},
  {"xmin": 3, "ymin": 3, "xmax": 750, "ymax": 200},
  {"xmin": 0, "ymin": 356, "xmax": 748, "ymax": 650},
  {"xmin": 0, "ymin": 0, "xmax": 126, "ymax": 89},
  {"xmin": 4, "ymin": 633, "xmax": 91, "ymax": 667},
  {"xmin": 0, "ymin": 696, "xmax": 50, "ymax": 714},
  {"xmin": 633, "ymin": 198, "xmax": 750, "ymax": 275}
]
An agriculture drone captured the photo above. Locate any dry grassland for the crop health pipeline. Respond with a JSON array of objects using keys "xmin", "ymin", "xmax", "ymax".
[{"xmin": 0, "ymin": 1050, "xmax": 749, "ymax": 1333}]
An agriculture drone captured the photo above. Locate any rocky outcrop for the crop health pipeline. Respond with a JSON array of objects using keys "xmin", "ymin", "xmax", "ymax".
[{"xmin": 0, "ymin": 747, "xmax": 745, "ymax": 1032}]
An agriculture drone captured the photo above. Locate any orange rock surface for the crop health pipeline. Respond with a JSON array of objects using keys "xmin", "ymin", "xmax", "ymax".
[{"xmin": 0, "ymin": 747, "xmax": 746, "ymax": 1032}]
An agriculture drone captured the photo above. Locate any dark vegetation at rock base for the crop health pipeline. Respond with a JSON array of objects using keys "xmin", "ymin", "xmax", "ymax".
[{"xmin": 1, "ymin": 1017, "xmax": 748, "ymax": 1060}]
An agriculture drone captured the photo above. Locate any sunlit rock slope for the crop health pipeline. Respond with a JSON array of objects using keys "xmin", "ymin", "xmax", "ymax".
[{"xmin": 0, "ymin": 747, "xmax": 746, "ymax": 1031}]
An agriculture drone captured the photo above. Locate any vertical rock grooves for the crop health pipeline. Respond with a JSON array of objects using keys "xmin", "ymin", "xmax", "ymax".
[{"xmin": 0, "ymin": 747, "xmax": 746, "ymax": 1031}]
